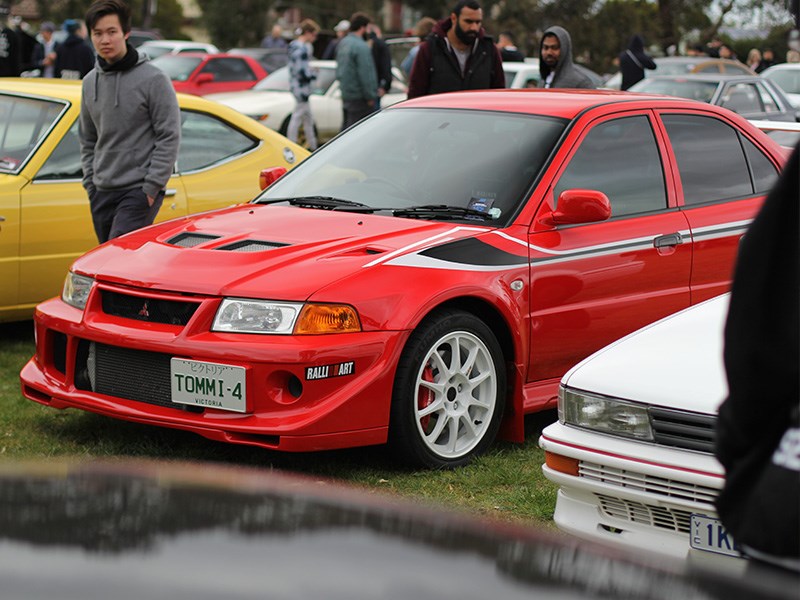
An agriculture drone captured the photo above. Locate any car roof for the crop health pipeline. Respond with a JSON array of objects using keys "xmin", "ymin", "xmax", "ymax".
[
  {"xmin": 0, "ymin": 77, "xmax": 239, "ymax": 114},
  {"xmin": 394, "ymin": 88, "xmax": 698, "ymax": 118},
  {"xmin": 642, "ymin": 73, "xmax": 762, "ymax": 83},
  {"xmin": 0, "ymin": 78, "xmax": 83, "ymax": 102}
]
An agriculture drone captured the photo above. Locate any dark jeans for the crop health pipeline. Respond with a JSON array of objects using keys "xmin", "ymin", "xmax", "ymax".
[
  {"xmin": 90, "ymin": 187, "xmax": 165, "ymax": 244},
  {"xmin": 341, "ymin": 99, "xmax": 376, "ymax": 132}
]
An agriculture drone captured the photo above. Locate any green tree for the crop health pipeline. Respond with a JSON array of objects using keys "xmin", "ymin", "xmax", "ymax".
[{"xmin": 21, "ymin": 0, "xmax": 184, "ymax": 38}]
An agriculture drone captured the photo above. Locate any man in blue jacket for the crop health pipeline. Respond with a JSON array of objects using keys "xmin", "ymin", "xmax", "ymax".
[{"xmin": 335, "ymin": 12, "xmax": 378, "ymax": 131}]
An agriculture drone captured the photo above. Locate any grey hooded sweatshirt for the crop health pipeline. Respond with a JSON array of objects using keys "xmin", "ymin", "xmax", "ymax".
[
  {"xmin": 80, "ymin": 51, "xmax": 180, "ymax": 200},
  {"xmin": 538, "ymin": 26, "xmax": 594, "ymax": 89}
]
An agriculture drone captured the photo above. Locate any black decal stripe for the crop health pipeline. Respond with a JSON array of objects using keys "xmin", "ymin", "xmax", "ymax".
[{"xmin": 420, "ymin": 237, "xmax": 528, "ymax": 266}]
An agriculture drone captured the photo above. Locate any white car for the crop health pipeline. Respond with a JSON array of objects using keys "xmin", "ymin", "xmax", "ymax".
[
  {"xmin": 139, "ymin": 40, "xmax": 220, "ymax": 59},
  {"xmin": 539, "ymin": 294, "xmax": 744, "ymax": 566},
  {"xmin": 206, "ymin": 60, "xmax": 408, "ymax": 145},
  {"xmin": 761, "ymin": 63, "xmax": 800, "ymax": 108}
]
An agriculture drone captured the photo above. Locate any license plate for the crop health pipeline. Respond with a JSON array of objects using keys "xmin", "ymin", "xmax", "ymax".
[
  {"xmin": 170, "ymin": 358, "xmax": 247, "ymax": 413},
  {"xmin": 690, "ymin": 514, "xmax": 741, "ymax": 558}
]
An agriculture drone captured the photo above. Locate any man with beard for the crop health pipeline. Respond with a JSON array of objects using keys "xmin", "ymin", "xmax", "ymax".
[
  {"xmin": 538, "ymin": 25, "xmax": 595, "ymax": 89},
  {"xmin": 407, "ymin": 0, "xmax": 504, "ymax": 99}
]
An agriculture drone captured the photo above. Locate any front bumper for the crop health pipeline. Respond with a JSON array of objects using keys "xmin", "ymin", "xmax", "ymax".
[
  {"xmin": 539, "ymin": 422, "xmax": 738, "ymax": 564},
  {"xmin": 20, "ymin": 294, "xmax": 409, "ymax": 452}
]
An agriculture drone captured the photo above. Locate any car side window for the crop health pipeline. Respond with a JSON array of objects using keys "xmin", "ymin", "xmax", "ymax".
[
  {"xmin": 313, "ymin": 68, "xmax": 337, "ymax": 94},
  {"xmin": 177, "ymin": 110, "xmax": 258, "ymax": 172},
  {"xmin": 35, "ymin": 120, "xmax": 82, "ymax": 180},
  {"xmin": 200, "ymin": 58, "xmax": 256, "ymax": 82},
  {"xmin": 662, "ymin": 114, "xmax": 753, "ymax": 204},
  {"xmin": 743, "ymin": 136, "xmax": 780, "ymax": 193},
  {"xmin": 554, "ymin": 115, "xmax": 667, "ymax": 217},
  {"xmin": 755, "ymin": 83, "xmax": 781, "ymax": 113},
  {"xmin": 720, "ymin": 83, "xmax": 761, "ymax": 114}
]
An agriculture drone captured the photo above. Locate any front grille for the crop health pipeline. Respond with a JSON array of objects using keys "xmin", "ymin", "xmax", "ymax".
[
  {"xmin": 101, "ymin": 291, "xmax": 200, "ymax": 326},
  {"xmin": 82, "ymin": 342, "xmax": 200, "ymax": 412},
  {"xmin": 579, "ymin": 461, "xmax": 719, "ymax": 505},
  {"xmin": 218, "ymin": 240, "xmax": 288, "ymax": 252},
  {"xmin": 596, "ymin": 493, "xmax": 694, "ymax": 533},
  {"xmin": 650, "ymin": 407, "xmax": 716, "ymax": 453}
]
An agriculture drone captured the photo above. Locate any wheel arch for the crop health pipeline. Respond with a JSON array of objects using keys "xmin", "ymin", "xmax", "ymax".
[{"xmin": 407, "ymin": 295, "xmax": 524, "ymax": 443}]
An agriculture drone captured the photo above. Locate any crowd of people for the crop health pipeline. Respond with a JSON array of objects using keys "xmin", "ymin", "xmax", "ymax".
[{"xmin": 0, "ymin": 6, "xmax": 95, "ymax": 78}]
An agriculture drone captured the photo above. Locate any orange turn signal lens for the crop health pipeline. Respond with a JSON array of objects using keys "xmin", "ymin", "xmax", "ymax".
[
  {"xmin": 545, "ymin": 451, "xmax": 579, "ymax": 476},
  {"xmin": 294, "ymin": 304, "xmax": 361, "ymax": 334}
]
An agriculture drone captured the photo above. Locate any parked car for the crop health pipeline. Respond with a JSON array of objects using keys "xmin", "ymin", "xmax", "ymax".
[
  {"xmin": 227, "ymin": 47, "xmax": 289, "ymax": 74},
  {"xmin": 0, "ymin": 79, "xmax": 308, "ymax": 323},
  {"xmin": 604, "ymin": 56, "xmax": 755, "ymax": 90},
  {"xmin": 503, "ymin": 60, "xmax": 606, "ymax": 89},
  {"xmin": 628, "ymin": 74, "xmax": 798, "ymax": 122},
  {"xmin": 21, "ymin": 89, "xmax": 785, "ymax": 468},
  {"xmin": 139, "ymin": 39, "xmax": 220, "ymax": 59},
  {"xmin": 540, "ymin": 295, "xmax": 735, "ymax": 563},
  {"xmin": 151, "ymin": 52, "xmax": 268, "ymax": 96},
  {"xmin": 128, "ymin": 28, "xmax": 163, "ymax": 47},
  {"xmin": 760, "ymin": 62, "xmax": 800, "ymax": 107},
  {"xmin": 206, "ymin": 60, "xmax": 407, "ymax": 145},
  {"xmin": 1, "ymin": 458, "xmax": 796, "ymax": 600}
]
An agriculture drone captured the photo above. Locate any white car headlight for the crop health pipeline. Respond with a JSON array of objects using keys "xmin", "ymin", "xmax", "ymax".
[
  {"xmin": 212, "ymin": 298, "xmax": 304, "ymax": 334},
  {"xmin": 62, "ymin": 272, "xmax": 94, "ymax": 310},
  {"xmin": 559, "ymin": 386, "xmax": 654, "ymax": 441}
]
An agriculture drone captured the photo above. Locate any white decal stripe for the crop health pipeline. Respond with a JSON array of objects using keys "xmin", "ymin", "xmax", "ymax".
[
  {"xmin": 362, "ymin": 225, "xmax": 488, "ymax": 268},
  {"xmin": 385, "ymin": 253, "xmax": 525, "ymax": 272}
]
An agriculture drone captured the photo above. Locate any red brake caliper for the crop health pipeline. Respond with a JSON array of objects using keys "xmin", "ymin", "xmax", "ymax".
[{"xmin": 417, "ymin": 364, "xmax": 435, "ymax": 432}]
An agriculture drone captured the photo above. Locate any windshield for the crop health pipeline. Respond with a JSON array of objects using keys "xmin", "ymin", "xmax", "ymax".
[
  {"xmin": 256, "ymin": 107, "xmax": 566, "ymax": 224},
  {"xmin": 0, "ymin": 94, "xmax": 66, "ymax": 174},
  {"xmin": 630, "ymin": 78, "xmax": 718, "ymax": 103},
  {"xmin": 151, "ymin": 55, "xmax": 203, "ymax": 80}
]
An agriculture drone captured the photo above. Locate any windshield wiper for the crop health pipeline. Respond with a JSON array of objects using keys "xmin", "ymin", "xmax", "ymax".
[
  {"xmin": 391, "ymin": 204, "xmax": 496, "ymax": 221},
  {"xmin": 254, "ymin": 196, "xmax": 374, "ymax": 211}
]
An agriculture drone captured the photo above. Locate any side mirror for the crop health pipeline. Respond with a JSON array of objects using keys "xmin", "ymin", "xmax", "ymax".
[
  {"xmin": 196, "ymin": 73, "xmax": 214, "ymax": 85},
  {"xmin": 259, "ymin": 166, "xmax": 287, "ymax": 190},
  {"xmin": 539, "ymin": 189, "xmax": 611, "ymax": 227}
]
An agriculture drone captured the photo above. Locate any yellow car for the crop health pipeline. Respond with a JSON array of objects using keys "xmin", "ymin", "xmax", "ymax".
[{"xmin": 0, "ymin": 79, "xmax": 308, "ymax": 323}]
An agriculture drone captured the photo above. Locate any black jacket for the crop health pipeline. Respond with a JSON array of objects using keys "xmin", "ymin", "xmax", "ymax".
[
  {"xmin": 619, "ymin": 34, "xmax": 656, "ymax": 90},
  {"xmin": 714, "ymin": 144, "xmax": 799, "ymax": 561},
  {"xmin": 407, "ymin": 17, "xmax": 504, "ymax": 98},
  {"xmin": 55, "ymin": 34, "xmax": 94, "ymax": 79}
]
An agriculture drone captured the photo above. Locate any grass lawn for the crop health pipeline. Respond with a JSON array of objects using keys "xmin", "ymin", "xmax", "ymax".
[{"xmin": 0, "ymin": 319, "xmax": 559, "ymax": 527}]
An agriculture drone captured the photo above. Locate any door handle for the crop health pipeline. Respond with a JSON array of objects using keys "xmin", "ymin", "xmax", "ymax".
[
  {"xmin": 164, "ymin": 188, "xmax": 177, "ymax": 197},
  {"xmin": 653, "ymin": 233, "xmax": 683, "ymax": 248},
  {"xmin": 0, "ymin": 216, "xmax": 5, "ymax": 221}
]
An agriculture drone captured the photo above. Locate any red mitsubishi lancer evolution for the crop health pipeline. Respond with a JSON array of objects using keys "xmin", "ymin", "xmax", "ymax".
[{"xmin": 21, "ymin": 89, "xmax": 788, "ymax": 468}]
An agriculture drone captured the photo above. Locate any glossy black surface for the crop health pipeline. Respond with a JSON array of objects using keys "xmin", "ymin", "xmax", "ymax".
[{"xmin": 0, "ymin": 460, "xmax": 794, "ymax": 599}]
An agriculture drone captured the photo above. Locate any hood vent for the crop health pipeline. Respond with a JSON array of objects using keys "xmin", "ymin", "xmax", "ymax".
[
  {"xmin": 167, "ymin": 232, "xmax": 221, "ymax": 248},
  {"xmin": 218, "ymin": 240, "xmax": 289, "ymax": 253}
]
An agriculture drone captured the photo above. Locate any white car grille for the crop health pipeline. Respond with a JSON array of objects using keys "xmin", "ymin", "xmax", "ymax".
[
  {"xmin": 580, "ymin": 461, "xmax": 719, "ymax": 533},
  {"xmin": 596, "ymin": 493, "xmax": 694, "ymax": 533}
]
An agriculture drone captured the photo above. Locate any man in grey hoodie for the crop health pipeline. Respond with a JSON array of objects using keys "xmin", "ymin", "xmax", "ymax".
[
  {"xmin": 79, "ymin": 0, "xmax": 180, "ymax": 243},
  {"xmin": 538, "ymin": 26, "xmax": 595, "ymax": 89}
]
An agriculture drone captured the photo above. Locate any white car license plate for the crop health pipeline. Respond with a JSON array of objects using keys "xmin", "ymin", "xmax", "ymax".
[
  {"xmin": 690, "ymin": 514, "xmax": 741, "ymax": 558},
  {"xmin": 170, "ymin": 358, "xmax": 247, "ymax": 413}
]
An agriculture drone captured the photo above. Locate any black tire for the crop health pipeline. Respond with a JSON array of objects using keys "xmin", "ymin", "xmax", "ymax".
[{"xmin": 388, "ymin": 309, "xmax": 506, "ymax": 469}]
